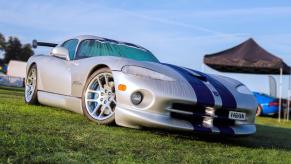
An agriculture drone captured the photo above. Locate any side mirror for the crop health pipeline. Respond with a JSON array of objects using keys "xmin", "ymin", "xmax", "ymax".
[{"xmin": 50, "ymin": 47, "xmax": 70, "ymax": 60}]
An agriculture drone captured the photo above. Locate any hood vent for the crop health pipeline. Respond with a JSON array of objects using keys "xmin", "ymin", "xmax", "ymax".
[{"xmin": 188, "ymin": 72, "xmax": 207, "ymax": 82}]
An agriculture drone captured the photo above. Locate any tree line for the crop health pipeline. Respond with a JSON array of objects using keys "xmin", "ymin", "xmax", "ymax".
[{"xmin": 0, "ymin": 33, "xmax": 34, "ymax": 64}]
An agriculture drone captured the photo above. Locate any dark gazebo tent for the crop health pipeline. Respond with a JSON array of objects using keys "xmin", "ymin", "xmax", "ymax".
[
  {"xmin": 204, "ymin": 38, "xmax": 290, "ymax": 75},
  {"xmin": 203, "ymin": 38, "xmax": 290, "ymax": 121}
]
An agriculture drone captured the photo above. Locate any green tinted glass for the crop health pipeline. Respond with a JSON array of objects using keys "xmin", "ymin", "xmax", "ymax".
[
  {"xmin": 62, "ymin": 39, "xmax": 78, "ymax": 60},
  {"xmin": 76, "ymin": 39, "xmax": 159, "ymax": 62}
]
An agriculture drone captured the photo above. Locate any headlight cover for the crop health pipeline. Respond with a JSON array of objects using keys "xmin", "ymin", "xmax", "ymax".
[
  {"xmin": 236, "ymin": 85, "xmax": 252, "ymax": 95},
  {"xmin": 122, "ymin": 65, "xmax": 175, "ymax": 81}
]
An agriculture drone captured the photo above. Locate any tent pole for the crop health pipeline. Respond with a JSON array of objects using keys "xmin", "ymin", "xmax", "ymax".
[
  {"xmin": 201, "ymin": 63, "xmax": 205, "ymax": 72},
  {"xmin": 278, "ymin": 68, "xmax": 283, "ymax": 122},
  {"xmin": 288, "ymin": 67, "xmax": 291, "ymax": 121}
]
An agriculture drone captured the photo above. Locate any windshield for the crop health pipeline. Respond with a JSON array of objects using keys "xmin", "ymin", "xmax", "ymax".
[{"xmin": 75, "ymin": 39, "xmax": 159, "ymax": 62}]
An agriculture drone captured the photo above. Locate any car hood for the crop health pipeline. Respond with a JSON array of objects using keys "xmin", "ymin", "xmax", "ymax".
[
  {"xmin": 123, "ymin": 59, "xmax": 256, "ymax": 109},
  {"xmin": 84, "ymin": 56, "xmax": 243, "ymax": 89},
  {"xmin": 77, "ymin": 56, "xmax": 256, "ymax": 110}
]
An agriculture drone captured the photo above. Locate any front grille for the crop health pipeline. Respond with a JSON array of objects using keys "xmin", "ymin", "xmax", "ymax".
[{"xmin": 169, "ymin": 103, "xmax": 235, "ymax": 127}]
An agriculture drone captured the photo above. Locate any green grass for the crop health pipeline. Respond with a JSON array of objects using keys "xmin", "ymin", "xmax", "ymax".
[{"xmin": 1, "ymin": 86, "xmax": 291, "ymax": 163}]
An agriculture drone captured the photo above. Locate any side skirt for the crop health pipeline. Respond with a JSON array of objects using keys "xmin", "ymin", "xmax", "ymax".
[{"xmin": 37, "ymin": 91, "xmax": 83, "ymax": 114}]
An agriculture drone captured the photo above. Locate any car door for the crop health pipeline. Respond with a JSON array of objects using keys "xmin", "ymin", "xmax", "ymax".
[{"xmin": 40, "ymin": 39, "xmax": 78, "ymax": 96}]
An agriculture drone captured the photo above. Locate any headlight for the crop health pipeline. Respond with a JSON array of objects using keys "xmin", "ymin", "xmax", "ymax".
[
  {"xmin": 236, "ymin": 85, "xmax": 252, "ymax": 95},
  {"xmin": 122, "ymin": 65, "xmax": 175, "ymax": 81}
]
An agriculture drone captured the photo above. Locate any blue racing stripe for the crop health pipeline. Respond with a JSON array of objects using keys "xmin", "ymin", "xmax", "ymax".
[
  {"xmin": 164, "ymin": 64, "xmax": 215, "ymax": 107},
  {"xmin": 188, "ymin": 69, "xmax": 237, "ymax": 109}
]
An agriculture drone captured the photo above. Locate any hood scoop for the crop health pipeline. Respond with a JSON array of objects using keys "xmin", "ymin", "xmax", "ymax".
[{"xmin": 187, "ymin": 71, "xmax": 207, "ymax": 82}]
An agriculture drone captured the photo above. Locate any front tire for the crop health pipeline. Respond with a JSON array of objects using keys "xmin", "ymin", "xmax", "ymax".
[
  {"xmin": 82, "ymin": 68, "xmax": 116, "ymax": 125},
  {"xmin": 25, "ymin": 65, "xmax": 38, "ymax": 104}
]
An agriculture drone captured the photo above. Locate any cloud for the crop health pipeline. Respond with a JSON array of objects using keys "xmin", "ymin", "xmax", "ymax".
[
  {"xmin": 141, "ymin": 6, "xmax": 291, "ymax": 19},
  {"xmin": 0, "ymin": 0, "xmax": 246, "ymax": 39},
  {"xmin": 197, "ymin": 6, "xmax": 291, "ymax": 17}
]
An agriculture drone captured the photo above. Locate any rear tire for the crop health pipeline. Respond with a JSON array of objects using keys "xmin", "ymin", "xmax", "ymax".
[
  {"xmin": 25, "ymin": 65, "xmax": 38, "ymax": 104},
  {"xmin": 256, "ymin": 105, "xmax": 262, "ymax": 116},
  {"xmin": 82, "ymin": 68, "xmax": 116, "ymax": 125}
]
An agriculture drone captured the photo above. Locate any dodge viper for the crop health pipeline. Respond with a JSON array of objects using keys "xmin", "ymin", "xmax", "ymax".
[{"xmin": 25, "ymin": 35, "xmax": 257, "ymax": 135}]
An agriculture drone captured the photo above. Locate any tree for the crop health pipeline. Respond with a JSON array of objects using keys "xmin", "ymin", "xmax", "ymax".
[
  {"xmin": 0, "ymin": 33, "xmax": 5, "ymax": 60},
  {"xmin": 0, "ymin": 33, "xmax": 5, "ymax": 50},
  {"xmin": 2, "ymin": 35, "xmax": 34, "ymax": 64},
  {"xmin": 4, "ymin": 37, "xmax": 23, "ymax": 63},
  {"xmin": 20, "ymin": 44, "xmax": 34, "ymax": 61}
]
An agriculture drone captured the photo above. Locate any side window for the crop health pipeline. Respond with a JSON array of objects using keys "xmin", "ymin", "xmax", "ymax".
[
  {"xmin": 76, "ymin": 40, "xmax": 96, "ymax": 59},
  {"xmin": 62, "ymin": 39, "xmax": 78, "ymax": 60}
]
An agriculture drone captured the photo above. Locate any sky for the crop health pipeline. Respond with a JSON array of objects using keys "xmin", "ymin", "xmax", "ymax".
[{"xmin": 0, "ymin": 0, "xmax": 291, "ymax": 97}]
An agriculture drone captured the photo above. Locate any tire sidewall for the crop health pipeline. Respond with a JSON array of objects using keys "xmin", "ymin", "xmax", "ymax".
[{"xmin": 256, "ymin": 105, "xmax": 262, "ymax": 116}]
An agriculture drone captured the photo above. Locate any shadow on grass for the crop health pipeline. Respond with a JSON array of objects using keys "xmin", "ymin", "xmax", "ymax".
[
  {"xmin": 0, "ymin": 86, "xmax": 24, "ymax": 97},
  {"xmin": 143, "ymin": 124, "xmax": 291, "ymax": 151},
  {"xmin": 0, "ymin": 85, "xmax": 24, "ymax": 92}
]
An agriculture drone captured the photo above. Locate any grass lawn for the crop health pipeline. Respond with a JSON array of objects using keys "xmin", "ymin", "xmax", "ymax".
[{"xmin": 1, "ymin": 86, "xmax": 291, "ymax": 163}]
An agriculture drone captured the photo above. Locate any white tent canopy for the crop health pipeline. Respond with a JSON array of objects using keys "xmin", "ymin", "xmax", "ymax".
[{"xmin": 7, "ymin": 60, "xmax": 27, "ymax": 78}]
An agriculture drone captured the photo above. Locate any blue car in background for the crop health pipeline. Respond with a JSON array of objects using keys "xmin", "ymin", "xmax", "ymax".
[{"xmin": 253, "ymin": 92, "xmax": 279, "ymax": 116}]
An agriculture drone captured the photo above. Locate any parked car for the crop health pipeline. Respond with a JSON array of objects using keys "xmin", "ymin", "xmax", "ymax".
[
  {"xmin": 25, "ymin": 35, "xmax": 258, "ymax": 136},
  {"xmin": 253, "ymin": 92, "xmax": 279, "ymax": 116},
  {"xmin": 0, "ymin": 64, "xmax": 7, "ymax": 73}
]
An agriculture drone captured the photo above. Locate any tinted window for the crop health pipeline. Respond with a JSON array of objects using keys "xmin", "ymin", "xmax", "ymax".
[
  {"xmin": 62, "ymin": 39, "xmax": 78, "ymax": 60},
  {"xmin": 75, "ymin": 39, "xmax": 159, "ymax": 62}
]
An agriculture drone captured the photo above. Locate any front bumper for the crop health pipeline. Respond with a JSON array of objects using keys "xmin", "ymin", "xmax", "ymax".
[
  {"xmin": 115, "ymin": 105, "xmax": 256, "ymax": 135},
  {"xmin": 112, "ymin": 71, "xmax": 257, "ymax": 136},
  {"xmin": 116, "ymin": 106, "xmax": 256, "ymax": 136}
]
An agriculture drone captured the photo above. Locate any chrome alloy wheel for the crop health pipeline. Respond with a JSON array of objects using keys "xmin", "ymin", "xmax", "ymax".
[
  {"xmin": 85, "ymin": 73, "xmax": 116, "ymax": 120},
  {"xmin": 25, "ymin": 67, "xmax": 37, "ymax": 102}
]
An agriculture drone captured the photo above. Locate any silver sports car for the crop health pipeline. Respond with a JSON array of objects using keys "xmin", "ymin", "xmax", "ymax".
[{"xmin": 25, "ymin": 35, "xmax": 257, "ymax": 135}]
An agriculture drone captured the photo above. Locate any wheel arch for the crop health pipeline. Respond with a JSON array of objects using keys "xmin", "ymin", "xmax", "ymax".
[
  {"xmin": 27, "ymin": 62, "xmax": 37, "ymax": 71},
  {"xmin": 27, "ymin": 61, "xmax": 37, "ymax": 74},
  {"xmin": 26, "ymin": 62, "xmax": 37, "ymax": 80},
  {"xmin": 87, "ymin": 64, "xmax": 111, "ymax": 80}
]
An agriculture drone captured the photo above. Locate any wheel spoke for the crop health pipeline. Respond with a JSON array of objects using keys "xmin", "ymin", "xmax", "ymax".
[
  {"xmin": 98, "ymin": 106, "xmax": 106, "ymax": 118},
  {"xmin": 97, "ymin": 77, "xmax": 103, "ymax": 90},
  {"xmin": 110, "ymin": 94, "xmax": 116, "ymax": 104},
  {"xmin": 109, "ymin": 81, "xmax": 114, "ymax": 87},
  {"xmin": 111, "ymin": 99, "xmax": 117, "ymax": 105},
  {"xmin": 88, "ymin": 89, "xmax": 99, "ymax": 94},
  {"xmin": 107, "ymin": 105, "xmax": 113, "ymax": 114},
  {"xmin": 86, "ymin": 99, "xmax": 99, "ymax": 102},
  {"xmin": 91, "ymin": 103, "xmax": 101, "ymax": 115},
  {"xmin": 105, "ymin": 75, "xmax": 109, "ymax": 86}
]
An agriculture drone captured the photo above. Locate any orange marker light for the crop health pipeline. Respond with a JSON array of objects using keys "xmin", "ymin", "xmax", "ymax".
[{"xmin": 118, "ymin": 84, "xmax": 127, "ymax": 91}]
